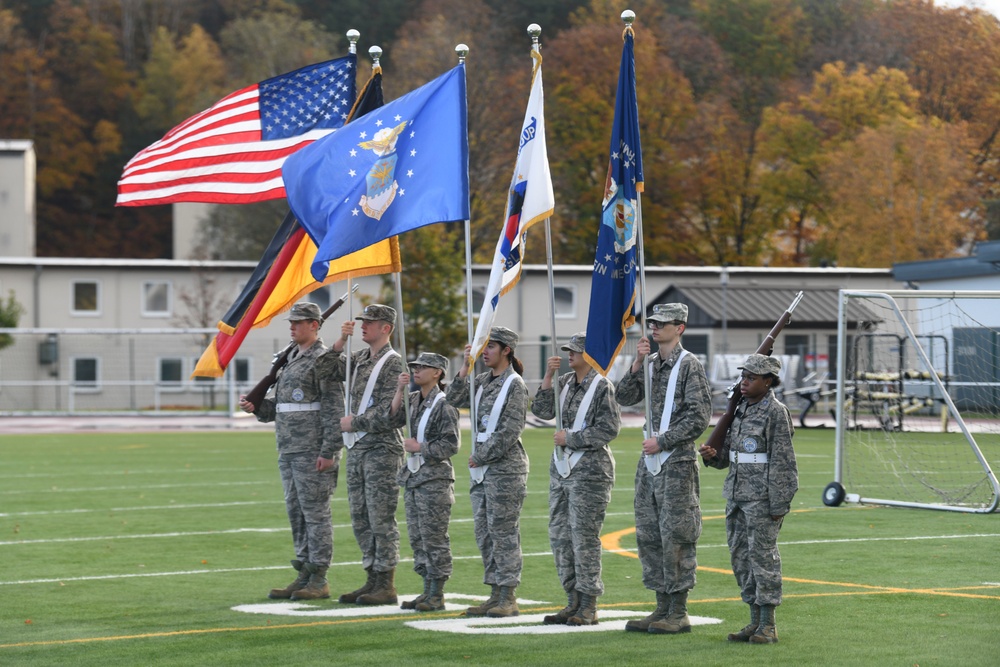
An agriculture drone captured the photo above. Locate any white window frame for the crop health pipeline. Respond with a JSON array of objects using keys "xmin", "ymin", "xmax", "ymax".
[
  {"xmin": 552, "ymin": 284, "xmax": 577, "ymax": 319},
  {"xmin": 71, "ymin": 280, "xmax": 101, "ymax": 317},
  {"xmin": 71, "ymin": 356, "xmax": 101, "ymax": 392},
  {"xmin": 142, "ymin": 281, "xmax": 172, "ymax": 317},
  {"xmin": 157, "ymin": 356, "xmax": 185, "ymax": 391}
]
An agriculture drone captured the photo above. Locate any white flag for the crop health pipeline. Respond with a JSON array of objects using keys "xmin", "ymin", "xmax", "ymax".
[{"xmin": 470, "ymin": 57, "xmax": 555, "ymax": 364}]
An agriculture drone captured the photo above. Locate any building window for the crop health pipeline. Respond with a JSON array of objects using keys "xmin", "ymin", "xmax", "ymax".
[
  {"xmin": 234, "ymin": 358, "xmax": 252, "ymax": 385},
  {"xmin": 158, "ymin": 358, "xmax": 184, "ymax": 388},
  {"xmin": 471, "ymin": 285, "xmax": 486, "ymax": 313},
  {"xmin": 142, "ymin": 281, "xmax": 172, "ymax": 317},
  {"xmin": 553, "ymin": 285, "xmax": 576, "ymax": 318},
  {"xmin": 308, "ymin": 286, "xmax": 331, "ymax": 311},
  {"xmin": 72, "ymin": 281, "xmax": 100, "ymax": 316},
  {"xmin": 72, "ymin": 357, "xmax": 100, "ymax": 390}
]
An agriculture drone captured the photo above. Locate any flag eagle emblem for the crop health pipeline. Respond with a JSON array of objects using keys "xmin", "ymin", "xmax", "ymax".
[{"xmin": 358, "ymin": 121, "xmax": 408, "ymax": 220}]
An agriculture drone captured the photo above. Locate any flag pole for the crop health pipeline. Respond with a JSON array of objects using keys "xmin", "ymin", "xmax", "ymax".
[
  {"xmin": 456, "ymin": 43, "xmax": 479, "ymax": 467},
  {"xmin": 341, "ymin": 29, "xmax": 361, "ymax": 435},
  {"xmin": 529, "ymin": 23, "xmax": 567, "ymax": 467},
  {"xmin": 621, "ymin": 10, "xmax": 654, "ymax": 442},
  {"xmin": 392, "ymin": 271, "xmax": 413, "ymax": 436},
  {"xmin": 341, "ymin": 32, "xmax": 368, "ymax": 434}
]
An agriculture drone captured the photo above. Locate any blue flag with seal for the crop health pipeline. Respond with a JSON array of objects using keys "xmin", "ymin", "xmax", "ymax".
[
  {"xmin": 282, "ymin": 65, "xmax": 470, "ymax": 281},
  {"xmin": 584, "ymin": 29, "xmax": 644, "ymax": 376}
]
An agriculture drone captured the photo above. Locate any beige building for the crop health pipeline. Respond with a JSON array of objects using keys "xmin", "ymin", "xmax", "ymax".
[{"xmin": 0, "ymin": 254, "xmax": 898, "ymax": 413}]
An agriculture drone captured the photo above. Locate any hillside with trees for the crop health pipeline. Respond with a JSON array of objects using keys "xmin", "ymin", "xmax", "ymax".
[{"xmin": 1, "ymin": 0, "xmax": 997, "ymax": 267}]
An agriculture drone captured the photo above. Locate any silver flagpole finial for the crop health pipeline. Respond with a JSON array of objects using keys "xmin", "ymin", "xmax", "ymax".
[
  {"xmin": 528, "ymin": 23, "xmax": 541, "ymax": 53},
  {"xmin": 347, "ymin": 29, "xmax": 360, "ymax": 54},
  {"xmin": 369, "ymin": 45, "xmax": 382, "ymax": 69},
  {"xmin": 621, "ymin": 9, "xmax": 636, "ymax": 26},
  {"xmin": 455, "ymin": 44, "xmax": 469, "ymax": 64}
]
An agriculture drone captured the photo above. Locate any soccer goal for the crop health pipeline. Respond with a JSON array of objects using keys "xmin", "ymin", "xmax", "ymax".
[{"xmin": 826, "ymin": 290, "xmax": 1000, "ymax": 513}]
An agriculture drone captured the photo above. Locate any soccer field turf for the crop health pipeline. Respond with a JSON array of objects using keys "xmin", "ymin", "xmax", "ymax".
[{"xmin": 1, "ymin": 426, "xmax": 997, "ymax": 666}]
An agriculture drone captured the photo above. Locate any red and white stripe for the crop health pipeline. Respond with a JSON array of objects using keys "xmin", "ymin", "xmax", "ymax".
[{"xmin": 116, "ymin": 85, "xmax": 337, "ymax": 206}]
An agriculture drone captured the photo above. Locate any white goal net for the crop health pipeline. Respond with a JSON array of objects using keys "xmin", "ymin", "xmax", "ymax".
[{"xmin": 829, "ymin": 290, "xmax": 1000, "ymax": 513}]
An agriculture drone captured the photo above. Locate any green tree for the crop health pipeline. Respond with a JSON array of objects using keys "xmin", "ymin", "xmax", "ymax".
[
  {"xmin": 219, "ymin": 4, "xmax": 338, "ymax": 84},
  {"xmin": 0, "ymin": 291, "xmax": 25, "ymax": 351},
  {"xmin": 380, "ymin": 226, "xmax": 467, "ymax": 359}
]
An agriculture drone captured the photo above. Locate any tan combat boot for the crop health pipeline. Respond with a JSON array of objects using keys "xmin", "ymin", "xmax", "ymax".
[
  {"xmin": 290, "ymin": 563, "xmax": 330, "ymax": 600},
  {"xmin": 339, "ymin": 568, "xmax": 375, "ymax": 603},
  {"xmin": 625, "ymin": 591, "xmax": 669, "ymax": 632},
  {"xmin": 727, "ymin": 604, "xmax": 761, "ymax": 642},
  {"xmin": 415, "ymin": 578, "xmax": 447, "ymax": 612},
  {"xmin": 465, "ymin": 584, "xmax": 501, "ymax": 617},
  {"xmin": 356, "ymin": 568, "xmax": 398, "ymax": 605},
  {"xmin": 401, "ymin": 576, "xmax": 429, "ymax": 610},
  {"xmin": 567, "ymin": 593, "xmax": 598, "ymax": 626},
  {"xmin": 486, "ymin": 585, "xmax": 519, "ymax": 617},
  {"xmin": 648, "ymin": 591, "xmax": 691, "ymax": 634},
  {"xmin": 749, "ymin": 604, "xmax": 778, "ymax": 644},
  {"xmin": 268, "ymin": 559, "xmax": 311, "ymax": 599},
  {"xmin": 543, "ymin": 589, "xmax": 580, "ymax": 625}
]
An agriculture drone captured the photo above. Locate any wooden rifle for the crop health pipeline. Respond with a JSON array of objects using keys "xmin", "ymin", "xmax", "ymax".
[
  {"xmin": 242, "ymin": 285, "xmax": 358, "ymax": 409},
  {"xmin": 701, "ymin": 291, "xmax": 804, "ymax": 464}
]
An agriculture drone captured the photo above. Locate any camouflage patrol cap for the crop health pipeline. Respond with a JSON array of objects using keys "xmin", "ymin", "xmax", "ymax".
[
  {"xmin": 648, "ymin": 302, "xmax": 688, "ymax": 324},
  {"xmin": 489, "ymin": 326, "xmax": 519, "ymax": 350},
  {"xmin": 355, "ymin": 303, "xmax": 396, "ymax": 324},
  {"xmin": 561, "ymin": 332, "xmax": 586, "ymax": 353},
  {"xmin": 409, "ymin": 352, "xmax": 449, "ymax": 371},
  {"xmin": 287, "ymin": 302, "xmax": 322, "ymax": 321},
  {"xmin": 739, "ymin": 353, "xmax": 781, "ymax": 377}
]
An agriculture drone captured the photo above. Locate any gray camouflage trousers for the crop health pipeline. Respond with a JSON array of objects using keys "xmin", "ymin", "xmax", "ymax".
[
  {"xmin": 404, "ymin": 479, "xmax": 455, "ymax": 580},
  {"xmin": 633, "ymin": 459, "xmax": 702, "ymax": 593},
  {"xmin": 346, "ymin": 447, "xmax": 403, "ymax": 572},
  {"xmin": 548, "ymin": 468, "xmax": 613, "ymax": 596},
  {"xmin": 470, "ymin": 472, "xmax": 527, "ymax": 587},
  {"xmin": 279, "ymin": 454, "xmax": 338, "ymax": 567},
  {"xmin": 726, "ymin": 499, "xmax": 784, "ymax": 606}
]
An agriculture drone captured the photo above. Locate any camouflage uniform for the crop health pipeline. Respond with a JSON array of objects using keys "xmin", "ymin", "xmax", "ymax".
[
  {"xmin": 255, "ymin": 339, "xmax": 343, "ymax": 568},
  {"xmin": 390, "ymin": 385, "xmax": 461, "ymax": 580},
  {"xmin": 532, "ymin": 368, "xmax": 620, "ymax": 597},
  {"xmin": 318, "ymin": 342, "xmax": 405, "ymax": 572},
  {"xmin": 616, "ymin": 343, "xmax": 712, "ymax": 594},
  {"xmin": 705, "ymin": 388, "xmax": 798, "ymax": 607},
  {"xmin": 447, "ymin": 366, "xmax": 528, "ymax": 587}
]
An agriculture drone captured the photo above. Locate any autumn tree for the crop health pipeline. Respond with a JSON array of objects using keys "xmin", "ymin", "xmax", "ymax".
[
  {"xmin": 823, "ymin": 119, "xmax": 979, "ymax": 266},
  {"xmin": 390, "ymin": 0, "xmax": 525, "ymax": 262},
  {"xmin": 758, "ymin": 61, "xmax": 920, "ymax": 263}
]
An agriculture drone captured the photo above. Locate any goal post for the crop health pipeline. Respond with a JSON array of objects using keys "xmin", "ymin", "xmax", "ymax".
[{"xmin": 828, "ymin": 290, "xmax": 1000, "ymax": 513}]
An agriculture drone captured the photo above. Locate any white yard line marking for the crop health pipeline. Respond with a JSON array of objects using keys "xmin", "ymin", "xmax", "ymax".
[
  {"xmin": 0, "ymin": 481, "xmax": 270, "ymax": 495},
  {"xmin": 0, "ymin": 552, "xmax": 559, "ymax": 586}
]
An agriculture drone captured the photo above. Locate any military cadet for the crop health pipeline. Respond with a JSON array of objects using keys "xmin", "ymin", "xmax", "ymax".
[
  {"xmin": 240, "ymin": 302, "xmax": 343, "ymax": 601},
  {"xmin": 699, "ymin": 354, "xmax": 798, "ymax": 644},
  {"xmin": 319, "ymin": 303, "xmax": 406, "ymax": 605},
  {"xmin": 616, "ymin": 303, "xmax": 713, "ymax": 635},
  {"xmin": 388, "ymin": 352, "xmax": 461, "ymax": 612},
  {"xmin": 532, "ymin": 332, "xmax": 620, "ymax": 626},
  {"xmin": 446, "ymin": 326, "xmax": 528, "ymax": 618}
]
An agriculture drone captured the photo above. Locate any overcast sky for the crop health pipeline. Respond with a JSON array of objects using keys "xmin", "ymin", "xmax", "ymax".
[{"xmin": 938, "ymin": 0, "xmax": 1000, "ymax": 18}]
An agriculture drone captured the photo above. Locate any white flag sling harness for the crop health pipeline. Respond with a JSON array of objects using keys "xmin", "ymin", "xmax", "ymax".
[
  {"xmin": 643, "ymin": 349, "xmax": 688, "ymax": 476},
  {"xmin": 552, "ymin": 374, "xmax": 607, "ymax": 478}
]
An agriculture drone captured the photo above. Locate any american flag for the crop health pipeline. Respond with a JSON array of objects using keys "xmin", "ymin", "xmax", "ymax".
[{"xmin": 117, "ymin": 55, "xmax": 356, "ymax": 206}]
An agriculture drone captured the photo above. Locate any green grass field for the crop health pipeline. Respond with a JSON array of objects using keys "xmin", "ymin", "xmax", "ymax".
[{"xmin": 2, "ymin": 426, "xmax": 998, "ymax": 666}]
